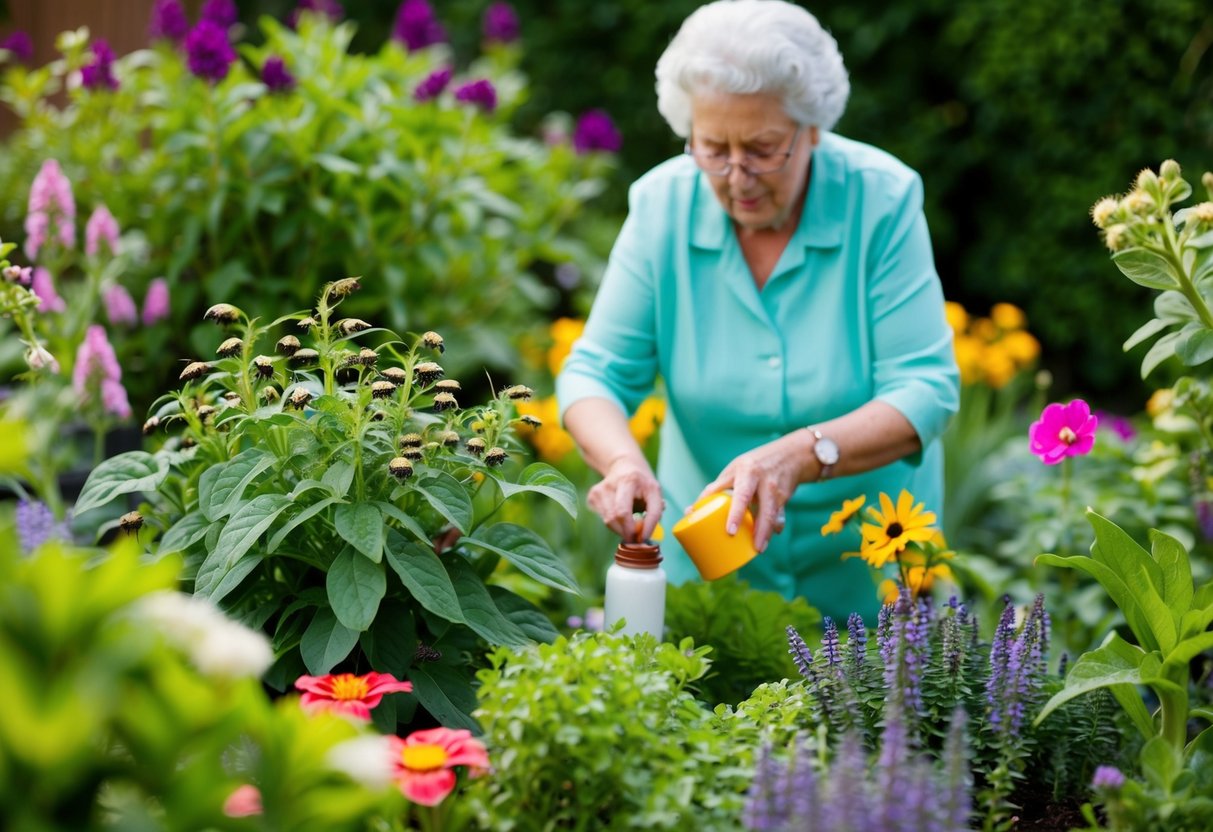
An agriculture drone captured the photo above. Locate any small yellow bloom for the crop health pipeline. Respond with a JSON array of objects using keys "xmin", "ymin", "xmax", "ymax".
[
  {"xmin": 547, "ymin": 317, "xmax": 586, "ymax": 376},
  {"xmin": 952, "ymin": 335, "xmax": 985, "ymax": 385},
  {"xmin": 990, "ymin": 303, "xmax": 1026, "ymax": 332},
  {"xmin": 879, "ymin": 562, "xmax": 952, "ymax": 605},
  {"xmin": 859, "ymin": 490, "xmax": 938, "ymax": 569},
  {"xmin": 515, "ymin": 396, "xmax": 576, "ymax": 462},
  {"xmin": 999, "ymin": 330, "xmax": 1040, "ymax": 365},
  {"xmin": 821, "ymin": 495, "xmax": 866, "ymax": 536},
  {"xmin": 981, "ymin": 346, "xmax": 1017, "ymax": 389},
  {"xmin": 944, "ymin": 301, "xmax": 969, "ymax": 334},
  {"xmin": 970, "ymin": 317, "xmax": 998, "ymax": 343},
  {"xmin": 629, "ymin": 396, "xmax": 665, "ymax": 446},
  {"xmin": 1146, "ymin": 388, "xmax": 1173, "ymax": 419}
]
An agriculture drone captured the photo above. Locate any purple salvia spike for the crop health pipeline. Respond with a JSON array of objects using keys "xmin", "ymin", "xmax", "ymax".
[
  {"xmin": 985, "ymin": 597, "xmax": 1016, "ymax": 714},
  {"xmin": 877, "ymin": 602, "xmax": 894, "ymax": 666},
  {"xmin": 787, "ymin": 739, "xmax": 820, "ymax": 828},
  {"xmin": 787, "ymin": 625, "xmax": 816, "ymax": 683},
  {"xmin": 941, "ymin": 709, "xmax": 972, "ymax": 832},
  {"xmin": 846, "ymin": 612, "xmax": 867, "ymax": 668},
  {"xmin": 742, "ymin": 743, "xmax": 786, "ymax": 831},
  {"xmin": 824, "ymin": 733, "xmax": 870, "ymax": 832},
  {"xmin": 822, "ymin": 616, "xmax": 842, "ymax": 667},
  {"xmin": 876, "ymin": 700, "xmax": 912, "ymax": 830}
]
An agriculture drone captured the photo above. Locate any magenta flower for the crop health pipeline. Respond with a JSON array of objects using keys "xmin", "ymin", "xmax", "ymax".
[
  {"xmin": 185, "ymin": 20, "xmax": 237, "ymax": 82},
  {"xmin": 149, "ymin": 0, "xmax": 190, "ymax": 43},
  {"xmin": 454, "ymin": 79, "xmax": 496, "ymax": 113},
  {"xmin": 85, "ymin": 204, "xmax": 120, "ymax": 257},
  {"xmin": 80, "ymin": 39, "xmax": 119, "ymax": 91},
  {"xmin": 1, "ymin": 31, "xmax": 34, "ymax": 64},
  {"xmin": 74, "ymin": 325, "xmax": 131, "ymax": 419},
  {"xmin": 572, "ymin": 109, "xmax": 623, "ymax": 154},
  {"xmin": 142, "ymin": 277, "xmax": 171, "ymax": 325},
  {"xmin": 289, "ymin": 0, "xmax": 345, "ymax": 27},
  {"xmin": 482, "ymin": 2, "xmax": 520, "ymax": 44},
  {"xmin": 1029, "ymin": 399, "xmax": 1098, "ymax": 465},
  {"xmin": 200, "ymin": 0, "xmax": 239, "ymax": 28},
  {"xmin": 1091, "ymin": 766, "xmax": 1125, "ymax": 791},
  {"xmin": 413, "ymin": 66, "xmax": 452, "ymax": 102},
  {"xmin": 392, "ymin": 0, "xmax": 447, "ymax": 51},
  {"xmin": 31, "ymin": 267, "xmax": 66, "ymax": 313},
  {"xmin": 25, "ymin": 159, "xmax": 76, "ymax": 259},
  {"xmin": 261, "ymin": 56, "xmax": 295, "ymax": 92},
  {"xmin": 104, "ymin": 284, "xmax": 139, "ymax": 326},
  {"xmin": 1096, "ymin": 411, "xmax": 1136, "ymax": 442}
]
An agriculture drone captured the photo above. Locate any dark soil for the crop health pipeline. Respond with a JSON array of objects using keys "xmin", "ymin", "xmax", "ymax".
[{"xmin": 1007, "ymin": 784, "xmax": 1090, "ymax": 830}]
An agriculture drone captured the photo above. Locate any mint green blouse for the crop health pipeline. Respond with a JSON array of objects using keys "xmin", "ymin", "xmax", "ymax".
[{"xmin": 556, "ymin": 132, "xmax": 959, "ymax": 623}]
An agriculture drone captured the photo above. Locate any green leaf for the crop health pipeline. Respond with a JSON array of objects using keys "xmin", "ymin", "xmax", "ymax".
[
  {"xmin": 374, "ymin": 501, "xmax": 430, "ymax": 545},
  {"xmin": 1113, "ymin": 248, "xmax": 1179, "ymax": 290},
  {"xmin": 1034, "ymin": 639, "xmax": 1144, "ymax": 725},
  {"xmin": 360, "ymin": 600, "xmax": 416, "ymax": 677},
  {"xmin": 1123, "ymin": 317, "xmax": 1168, "ymax": 352},
  {"xmin": 1163, "ymin": 631, "xmax": 1213, "ymax": 675},
  {"xmin": 327, "ymin": 546, "xmax": 386, "ymax": 632},
  {"xmin": 1035, "ymin": 552, "xmax": 1160, "ymax": 653},
  {"xmin": 1141, "ymin": 736, "xmax": 1182, "ymax": 792},
  {"xmin": 158, "ymin": 510, "xmax": 212, "ymax": 555},
  {"xmin": 1151, "ymin": 529, "xmax": 1193, "ymax": 615},
  {"xmin": 489, "ymin": 586, "xmax": 560, "ymax": 643},
  {"xmin": 384, "ymin": 530, "xmax": 465, "ymax": 624},
  {"xmin": 75, "ymin": 452, "xmax": 170, "ymax": 514},
  {"xmin": 493, "ymin": 463, "xmax": 579, "ymax": 519},
  {"xmin": 300, "ymin": 608, "xmax": 359, "ymax": 675},
  {"xmin": 334, "ymin": 502, "xmax": 385, "ymax": 562},
  {"xmin": 408, "ymin": 664, "xmax": 480, "ymax": 733},
  {"xmin": 462, "ymin": 522, "xmax": 580, "ymax": 594},
  {"xmin": 446, "ymin": 560, "xmax": 530, "ymax": 647},
  {"xmin": 322, "ymin": 459, "xmax": 356, "ymax": 497},
  {"xmin": 413, "ymin": 471, "xmax": 474, "ymax": 533},
  {"xmin": 1087, "ymin": 511, "xmax": 1176, "ymax": 653},
  {"xmin": 1109, "ymin": 683, "xmax": 1158, "ymax": 740},
  {"xmin": 198, "ymin": 447, "xmax": 275, "ymax": 522},
  {"xmin": 313, "ymin": 152, "xmax": 362, "ymax": 176},
  {"xmin": 1178, "ymin": 328, "xmax": 1213, "ymax": 366},
  {"xmin": 267, "ymin": 496, "xmax": 342, "ymax": 552},
  {"xmin": 1142, "ymin": 330, "xmax": 1182, "ymax": 379},
  {"xmin": 207, "ymin": 554, "xmax": 264, "ymax": 605},
  {"xmin": 199, "ymin": 495, "xmax": 293, "ymax": 595},
  {"xmin": 1181, "ymin": 605, "xmax": 1213, "ymax": 640}
]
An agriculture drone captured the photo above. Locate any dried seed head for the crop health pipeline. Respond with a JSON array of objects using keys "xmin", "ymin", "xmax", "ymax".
[
  {"xmin": 290, "ymin": 348, "xmax": 319, "ymax": 367},
  {"xmin": 196, "ymin": 404, "xmax": 216, "ymax": 423},
  {"xmin": 401, "ymin": 447, "xmax": 424, "ymax": 461},
  {"xmin": 216, "ymin": 337, "xmax": 243, "ymax": 357},
  {"xmin": 222, "ymin": 390, "xmax": 243, "ymax": 404},
  {"xmin": 433, "ymin": 392, "xmax": 457, "ymax": 411},
  {"xmin": 371, "ymin": 380, "xmax": 397, "ymax": 399},
  {"xmin": 119, "ymin": 510, "xmax": 144, "ymax": 533},
  {"xmin": 288, "ymin": 388, "xmax": 313, "ymax": 409},
  {"xmin": 399, "ymin": 433, "xmax": 424, "ymax": 448},
  {"xmin": 485, "ymin": 447, "xmax": 508, "ymax": 466},
  {"xmin": 142, "ymin": 416, "xmax": 160, "ymax": 435},
  {"xmin": 434, "ymin": 379, "xmax": 461, "ymax": 393},
  {"xmin": 276, "ymin": 335, "xmax": 301, "ymax": 356},
  {"xmin": 253, "ymin": 355, "xmax": 275, "ymax": 378},
  {"xmin": 503, "ymin": 384, "xmax": 534, "ymax": 401},
  {"xmin": 441, "ymin": 430, "xmax": 460, "ymax": 447},
  {"xmin": 330, "ymin": 277, "xmax": 362, "ymax": 298},
  {"xmin": 388, "ymin": 456, "xmax": 414, "ymax": 479},
  {"xmin": 422, "ymin": 330, "xmax": 445, "ymax": 353},
  {"xmin": 466, "ymin": 437, "xmax": 486, "ymax": 456},
  {"xmin": 203, "ymin": 303, "xmax": 242, "ymax": 325},
  {"xmin": 261, "ymin": 386, "xmax": 280, "ymax": 403},
  {"xmin": 369, "ymin": 410, "xmax": 387, "ymax": 422},
  {"xmin": 519, "ymin": 414, "xmax": 542, "ymax": 428},
  {"xmin": 298, "ymin": 316, "xmax": 317, "ymax": 331},
  {"xmin": 380, "ymin": 367, "xmax": 408, "ymax": 384},
  {"xmin": 336, "ymin": 318, "xmax": 372, "ymax": 336},
  {"xmin": 358, "ymin": 347, "xmax": 378, "ymax": 367},
  {"xmin": 414, "ymin": 361, "xmax": 444, "ymax": 386},
  {"xmin": 179, "ymin": 361, "xmax": 211, "ymax": 381}
]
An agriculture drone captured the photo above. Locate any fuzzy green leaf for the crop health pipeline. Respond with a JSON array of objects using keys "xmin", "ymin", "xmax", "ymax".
[
  {"xmin": 267, "ymin": 496, "xmax": 341, "ymax": 552},
  {"xmin": 1151, "ymin": 529, "xmax": 1193, "ymax": 615},
  {"xmin": 158, "ymin": 510, "xmax": 212, "ymax": 556},
  {"xmin": 197, "ymin": 494, "xmax": 292, "ymax": 597},
  {"xmin": 1035, "ymin": 638, "xmax": 1144, "ymax": 726},
  {"xmin": 384, "ymin": 530, "xmax": 465, "ymax": 624},
  {"xmin": 327, "ymin": 546, "xmax": 386, "ymax": 632},
  {"xmin": 1123, "ymin": 317, "xmax": 1168, "ymax": 352},
  {"xmin": 198, "ymin": 447, "xmax": 275, "ymax": 521},
  {"xmin": 1141, "ymin": 330, "xmax": 1182, "ymax": 378},
  {"xmin": 413, "ymin": 471, "xmax": 474, "ymax": 534},
  {"xmin": 75, "ymin": 451, "xmax": 169, "ymax": 514},
  {"xmin": 300, "ymin": 608, "xmax": 359, "ymax": 675},
  {"xmin": 493, "ymin": 462, "xmax": 579, "ymax": 519},
  {"xmin": 374, "ymin": 501, "xmax": 430, "ymax": 545},
  {"xmin": 1113, "ymin": 248, "xmax": 1178, "ymax": 290},
  {"xmin": 334, "ymin": 502, "xmax": 385, "ymax": 562}
]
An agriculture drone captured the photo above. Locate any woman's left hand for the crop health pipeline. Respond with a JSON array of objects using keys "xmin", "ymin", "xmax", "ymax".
[{"xmin": 696, "ymin": 432, "xmax": 810, "ymax": 552}]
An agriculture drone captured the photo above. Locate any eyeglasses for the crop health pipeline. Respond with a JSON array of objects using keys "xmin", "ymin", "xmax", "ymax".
[{"xmin": 684, "ymin": 125, "xmax": 804, "ymax": 177}]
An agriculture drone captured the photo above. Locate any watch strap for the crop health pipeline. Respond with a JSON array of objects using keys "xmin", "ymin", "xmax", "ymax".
[{"xmin": 811, "ymin": 428, "xmax": 835, "ymax": 481}]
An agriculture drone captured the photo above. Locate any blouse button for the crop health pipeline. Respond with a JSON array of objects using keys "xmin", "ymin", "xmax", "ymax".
[{"xmin": 768, "ymin": 355, "xmax": 782, "ymax": 369}]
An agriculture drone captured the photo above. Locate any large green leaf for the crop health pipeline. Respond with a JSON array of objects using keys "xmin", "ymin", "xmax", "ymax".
[
  {"xmin": 1141, "ymin": 736, "xmax": 1183, "ymax": 792},
  {"xmin": 199, "ymin": 494, "xmax": 293, "ymax": 596},
  {"xmin": 75, "ymin": 451, "xmax": 170, "ymax": 514},
  {"xmin": 1035, "ymin": 637, "xmax": 1145, "ymax": 725},
  {"xmin": 267, "ymin": 496, "xmax": 342, "ymax": 552},
  {"xmin": 489, "ymin": 586, "xmax": 560, "ymax": 643},
  {"xmin": 322, "ymin": 458, "xmax": 356, "ymax": 497},
  {"xmin": 1109, "ymin": 683, "xmax": 1157, "ymax": 740},
  {"xmin": 413, "ymin": 471, "xmax": 474, "ymax": 533},
  {"xmin": 493, "ymin": 463, "xmax": 579, "ymax": 519},
  {"xmin": 198, "ymin": 447, "xmax": 275, "ymax": 522},
  {"xmin": 1181, "ymin": 605, "xmax": 1213, "ymax": 640},
  {"xmin": 360, "ymin": 600, "xmax": 416, "ymax": 677},
  {"xmin": 335, "ymin": 502, "xmax": 385, "ymax": 562},
  {"xmin": 446, "ymin": 560, "xmax": 530, "ymax": 648},
  {"xmin": 1123, "ymin": 317, "xmax": 1168, "ymax": 352},
  {"xmin": 374, "ymin": 501, "xmax": 430, "ymax": 545},
  {"xmin": 1113, "ymin": 248, "xmax": 1178, "ymax": 291},
  {"xmin": 461, "ymin": 522, "xmax": 580, "ymax": 594},
  {"xmin": 1034, "ymin": 553, "xmax": 1159, "ymax": 653},
  {"xmin": 408, "ymin": 663, "xmax": 480, "ymax": 732},
  {"xmin": 158, "ymin": 510, "xmax": 212, "ymax": 556},
  {"xmin": 300, "ymin": 608, "xmax": 359, "ymax": 675},
  {"xmin": 1087, "ymin": 511, "xmax": 1177, "ymax": 653},
  {"xmin": 327, "ymin": 546, "xmax": 386, "ymax": 632},
  {"xmin": 207, "ymin": 554, "xmax": 264, "ymax": 605},
  {"xmin": 384, "ymin": 531, "xmax": 465, "ymax": 624},
  {"xmin": 1151, "ymin": 529, "xmax": 1193, "ymax": 615},
  {"xmin": 1142, "ymin": 330, "xmax": 1182, "ymax": 379},
  {"xmin": 1178, "ymin": 328, "xmax": 1213, "ymax": 366},
  {"xmin": 1163, "ymin": 632, "xmax": 1213, "ymax": 675}
]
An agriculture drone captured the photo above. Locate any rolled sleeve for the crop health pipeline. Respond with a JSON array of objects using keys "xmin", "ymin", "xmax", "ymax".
[{"xmin": 867, "ymin": 174, "xmax": 960, "ymax": 455}]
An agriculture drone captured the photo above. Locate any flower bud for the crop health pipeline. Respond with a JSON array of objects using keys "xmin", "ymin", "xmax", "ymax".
[
  {"xmin": 401, "ymin": 446, "xmax": 424, "ymax": 461},
  {"xmin": 434, "ymin": 379, "xmax": 461, "ymax": 393},
  {"xmin": 222, "ymin": 391, "xmax": 243, "ymax": 404},
  {"xmin": 298, "ymin": 316, "xmax": 317, "ymax": 330},
  {"xmin": 253, "ymin": 355, "xmax": 275, "ymax": 378},
  {"xmin": 142, "ymin": 416, "xmax": 160, "ymax": 435},
  {"xmin": 519, "ymin": 414, "xmax": 542, "ymax": 428},
  {"xmin": 1203, "ymin": 172, "xmax": 1213, "ymax": 199},
  {"xmin": 1134, "ymin": 167, "xmax": 1159, "ymax": 192},
  {"xmin": 433, "ymin": 392, "xmax": 457, "ymax": 411},
  {"xmin": 329, "ymin": 277, "xmax": 361, "ymax": 298},
  {"xmin": 466, "ymin": 437, "xmax": 486, "ymax": 456},
  {"xmin": 288, "ymin": 388, "xmax": 312, "ymax": 409},
  {"xmin": 276, "ymin": 335, "xmax": 301, "ymax": 356},
  {"xmin": 119, "ymin": 510, "xmax": 144, "ymax": 534},
  {"xmin": 181, "ymin": 436, "xmax": 197, "ymax": 449},
  {"xmin": 399, "ymin": 433, "xmax": 424, "ymax": 448},
  {"xmin": 415, "ymin": 362, "xmax": 444, "ymax": 385},
  {"xmin": 290, "ymin": 348, "xmax": 319, "ymax": 367},
  {"xmin": 261, "ymin": 386, "xmax": 280, "ymax": 403},
  {"xmin": 485, "ymin": 447, "xmax": 508, "ymax": 466},
  {"xmin": 440, "ymin": 430, "xmax": 460, "ymax": 447},
  {"xmin": 503, "ymin": 384, "xmax": 534, "ymax": 401},
  {"xmin": 1090, "ymin": 196, "xmax": 1118, "ymax": 228},
  {"xmin": 216, "ymin": 337, "xmax": 243, "ymax": 357},
  {"xmin": 197, "ymin": 404, "xmax": 216, "ymax": 423},
  {"xmin": 1124, "ymin": 190, "xmax": 1155, "ymax": 216},
  {"xmin": 389, "ymin": 456, "xmax": 414, "ymax": 479},
  {"xmin": 371, "ymin": 380, "xmax": 396, "ymax": 399},
  {"xmin": 24, "ymin": 344, "xmax": 59, "ymax": 373},
  {"xmin": 1192, "ymin": 202, "xmax": 1213, "ymax": 225},
  {"xmin": 357, "ymin": 347, "xmax": 378, "ymax": 367},
  {"xmin": 336, "ymin": 318, "xmax": 372, "ymax": 336},
  {"xmin": 179, "ymin": 361, "xmax": 211, "ymax": 381},
  {"xmin": 369, "ymin": 410, "xmax": 387, "ymax": 421},
  {"xmin": 1103, "ymin": 224, "xmax": 1129, "ymax": 252},
  {"xmin": 3, "ymin": 265, "xmax": 31, "ymax": 284},
  {"xmin": 203, "ymin": 303, "xmax": 242, "ymax": 325},
  {"xmin": 380, "ymin": 367, "xmax": 408, "ymax": 384},
  {"xmin": 1160, "ymin": 159, "xmax": 1181, "ymax": 180},
  {"xmin": 422, "ymin": 330, "xmax": 445, "ymax": 353}
]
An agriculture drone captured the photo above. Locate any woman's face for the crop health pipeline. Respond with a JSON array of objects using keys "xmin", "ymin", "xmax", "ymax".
[{"xmin": 688, "ymin": 91, "xmax": 818, "ymax": 232}]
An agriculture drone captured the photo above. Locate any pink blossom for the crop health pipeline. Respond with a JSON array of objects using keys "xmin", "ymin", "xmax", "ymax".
[
  {"xmin": 142, "ymin": 277, "xmax": 171, "ymax": 325},
  {"xmin": 25, "ymin": 160, "xmax": 75, "ymax": 258},
  {"xmin": 31, "ymin": 267, "xmax": 66, "ymax": 313},
  {"xmin": 388, "ymin": 728, "xmax": 489, "ymax": 806},
  {"xmin": 1029, "ymin": 399, "xmax": 1098, "ymax": 465},
  {"xmin": 104, "ymin": 284, "xmax": 138, "ymax": 326},
  {"xmin": 2, "ymin": 265, "xmax": 32, "ymax": 285},
  {"xmin": 100, "ymin": 377, "xmax": 132, "ymax": 419},
  {"xmin": 294, "ymin": 671, "xmax": 413, "ymax": 721},
  {"xmin": 85, "ymin": 204, "xmax": 120, "ymax": 256},
  {"xmin": 74, "ymin": 325, "xmax": 129, "ymax": 418},
  {"xmin": 222, "ymin": 785, "xmax": 263, "ymax": 817},
  {"xmin": 24, "ymin": 344, "xmax": 60, "ymax": 374}
]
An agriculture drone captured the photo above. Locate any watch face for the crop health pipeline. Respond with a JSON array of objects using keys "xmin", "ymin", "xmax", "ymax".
[{"xmin": 815, "ymin": 437, "xmax": 840, "ymax": 466}]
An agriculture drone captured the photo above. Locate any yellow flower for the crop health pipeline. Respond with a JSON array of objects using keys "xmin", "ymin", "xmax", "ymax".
[
  {"xmin": 629, "ymin": 396, "xmax": 665, "ymax": 446},
  {"xmin": 990, "ymin": 303, "xmax": 1026, "ymax": 331},
  {"xmin": 981, "ymin": 345, "xmax": 1017, "ymax": 389},
  {"xmin": 547, "ymin": 317, "xmax": 586, "ymax": 376},
  {"xmin": 953, "ymin": 334, "xmax": 986, "ymax": 385},
  {"xmin": 879, "ymin": 562, "xmax": 952, "ymax": 605},
  {"xmin": 821, "ymin": 495, "xmax": 866, "ymax": 536},
  {"xmin": 999, "ymin": 330, "xmax": 1040, "ymax": 365},
  {"xmin": 515, "ymin": 396, "xmax": 576, "ymax": 462},
  {"xmin": 971, "ymin": 317, "xmax": 998, "ymax": 343},
  {"xmin": 859, "ymin": 490, "xmax": 938, "ymax": 569},
  {"xmin": 944, "ymin": 301, "xmax": 969, "ymax": 334},
  {"xmin": 1146, "ymin": 388, "xmax": 1173, "ymax": 419}
]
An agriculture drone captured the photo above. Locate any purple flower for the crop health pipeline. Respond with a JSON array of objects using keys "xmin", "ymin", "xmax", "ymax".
[
  {"xmin": 821, "ymin": 616, "xmax": 841, "ymax": 667},
  {"xmin": 85, "ymin": 204, "xmax": 120, "ymax": 257},
  {"xmin": 31, "ymin": 267, "xmax": 66, "ymax": 313},
  {"xmin": 80, "ymin": 39, "xmax": 119, "ymax": 91},
  {"xmin": 185, "ymin": 20, "xmax": 237, "ymax": 82},
  {"xmin": 1092, "ymin": 765, "xmax": 1125, "ymax": 790},
  {"xmin": 74, "ymin": 325, "xmax": 131, "ymax": 419},
  {"xmin": 1096, "ymin": 410, "xmax": 1136, "ymax": 442},
  {"xmin": 413, "ymin": 66, "xmax": 453, "ymax": 102},
  {"xmin": 482, "ymin": 2, "xmax": 520, "ymax": 44},
  {"xmin": 742, "ymin": 745, "xmax": 790, "ymax": 831},
  {"xmin": 1, "ymin": 30, "xmax": 34, "ymax": 64},
  {"xmin": 25, "ymin": 159, "xmax": 76, "ymax": 260},
  {"xmin": 15, "ymin": 500, "xmax": 71, "ymax": 553},
  {"xmin": 149, "ymin": 0, "xmax": 189, "ymax": 43},
  {"xmin": 786, "ymin": 624, "xmax": 814, "ymax": 682},
  {"xmin": 142, "ymin": 277, "xmax": 171, "ymax": 325},
  {"xmin": 392, "ymin": 0, "xmax": 447, "ymax": 51},
  {"xmin": 846, "ymin": 612, "xmax": 867, "ymax": 667},
  {"xmin": 262, "ymin": 55, "xmax": 295, "ymax": 92},
  {"xmin": 289, "ymin": 0, "xmax": 344, "ymax": 27},
  {"xmin": 1198, "ymin": 498, "xmax": 1213, "ymax": 542},
  {"xmin": 454, "ymin": 78, "xmax": 496, "ymax": 113},
  {"xmin": 572, "ymin": 109, "xmax": 623, "ymax": 154},
  {"xmin": 104, "ymin": 284, "xmax": 139, "ymax": 327},
  {"xmin": 3, "ymin": 264, "xmax": 32, "ymax": 285},
  {"xmin": 200, "ymin": 0, "xmax": 238, "ymax": 28}
]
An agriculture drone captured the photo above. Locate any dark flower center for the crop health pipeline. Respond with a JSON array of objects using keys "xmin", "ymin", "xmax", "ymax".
[{"xmin": 886, "ymin": 522, "xmax": 904, "ymax": 538}]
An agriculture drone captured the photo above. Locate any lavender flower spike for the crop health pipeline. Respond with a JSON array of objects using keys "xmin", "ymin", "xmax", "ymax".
[
  {"xmin": 185, "ymin": 20, "xmax": 237, "ymax": 82},
  {"xmin": 80, "ymin": 39, "xmax": 119, "ymax": 90},
  {"xmin": 941, "ymin": 708, "xmax": 972, "ymax": 831},
  {"xmin": 845, "ymin": 612, "xmax": 867, "ymax": 667},
  {"xmin": 482, "ymin": 2, "xmax": 520, "ymax": 44},
  {"xmin": 16, "ymin": 499, "xmax": 71, "ymax": 553},
  {"xmin": 1092, "ymin": 765, "xmax": 1125, "ymax": 791},
  {"xmin": 149, "ymin": 0, "xmax": 189, "ymax": 42},
  {"xmin": 142, "ymin": 278, "xmax": 171, "ymax": 325},
  {"xmin": 742, "ymin": 744, "xmax": 789, "ymax": 831},
  {"xmin": 786, "ymin": 625, "xmax": 814, "ymax": 682},
  {"xmin": 821, "ymin": 616, "xmax": 841, "ymax": 667}
]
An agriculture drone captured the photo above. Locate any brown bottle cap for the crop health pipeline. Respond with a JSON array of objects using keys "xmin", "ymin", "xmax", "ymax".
[{"xmin": 614, "ymin": 542, "xmax": 662, "ymax": 569}]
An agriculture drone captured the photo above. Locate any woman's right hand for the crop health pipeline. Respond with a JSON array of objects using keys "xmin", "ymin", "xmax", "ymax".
[{"xmin": 587, "ymin": 455, "xmax": 664, "ymax": 542}]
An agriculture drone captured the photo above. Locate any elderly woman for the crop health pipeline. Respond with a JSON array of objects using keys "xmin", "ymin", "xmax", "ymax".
[{"xmin": 556, "ymin": 0, "xmax": 958, "ymax": 620}]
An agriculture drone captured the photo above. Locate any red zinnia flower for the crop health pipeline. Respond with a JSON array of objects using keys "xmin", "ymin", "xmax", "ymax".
[
  {"xmin": 294, "ymin": 671, "xmax": 413, "ymax": 721},
  {"xmin": 389, "ymin": 727, "xmax": 490, "ymax": 806}
]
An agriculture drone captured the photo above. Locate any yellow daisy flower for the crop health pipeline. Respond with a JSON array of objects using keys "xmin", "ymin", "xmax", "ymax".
[
  {"xmin": 821, "ymin": 495, "xmax": 866, "ymax": 536},
  {"xmin": 859, "ymin": 490, "xmax": 938, "ymax": 569}
]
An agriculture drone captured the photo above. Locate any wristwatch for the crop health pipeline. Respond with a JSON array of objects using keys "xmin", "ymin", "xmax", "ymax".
[{"xmin": 810, "ymin": 429, "xmax": 839, "ymax": 481}]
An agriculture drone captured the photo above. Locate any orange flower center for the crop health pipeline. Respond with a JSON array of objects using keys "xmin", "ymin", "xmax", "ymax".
[
  {"xmin": 1058, "ymin": 427, "xmax": 1077, "ymax": 444},
  {"xmin": 886, "ymin": 522, "xmax": 904, "ymax": 538},
  {"xmin": 329, "ymin": 674, "xmax": 370, "ymax": 701},
  {"xmin": 401, "ymin": 743, "xmax": 449, "ymax": 772}
]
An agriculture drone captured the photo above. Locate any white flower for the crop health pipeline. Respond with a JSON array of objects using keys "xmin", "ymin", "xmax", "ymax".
[
  {"xmin": 326, "ymin": 734, "xmax": 395, "ymax": 789},
  {"xmin": 136, "ymin": 591, "xmax": 273, "ymax": 679},
  {"xmin": 24, "ymin": 343, "xmax": 59, "ymax": 373}
]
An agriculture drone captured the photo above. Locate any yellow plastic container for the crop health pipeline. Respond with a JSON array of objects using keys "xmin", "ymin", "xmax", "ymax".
[{"xmin": 672, "ymin": 492, "xmax": 759, "ymax": 581}]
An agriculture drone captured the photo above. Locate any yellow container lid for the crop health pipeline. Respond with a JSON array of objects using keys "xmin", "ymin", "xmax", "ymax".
[{"xmin": 672, "ymin": 492, "xmax": 759, "ymax": 581}]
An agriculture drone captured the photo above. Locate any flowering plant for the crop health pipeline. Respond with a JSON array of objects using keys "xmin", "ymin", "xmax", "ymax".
[{"xmin": 76, "ymin": 279, "xmax": 579, "ymax": 729}]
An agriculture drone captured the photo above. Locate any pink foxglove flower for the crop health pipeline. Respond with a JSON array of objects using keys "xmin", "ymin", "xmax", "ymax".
[
  {"xmin": 1029, "ymin": 399, "xmax": 1098, "ymax": 465},
  {"xmin": 104, "ymin": 284, "xmax": 138, "ymax": 326},
  {"xmin": 294, "ymin": 671, "xmax": 413, "ymax": 721},
  {"xmin": 142, "ymin": 277, "xmax": 171, "ymax": 325},
  {"xmin": 388, "ymin": 727, "xmax": 489, "ymax": 806},
  {"xmin": 25, "ymin": 159, "xmax": 76, "ymax": 259},
  {"xmin": 85, "ymin": 204, "xmax": 120, "ymax": 256},
  {"xmin": 73, "ymin": 325, "xmax": 130, "ymax": 418},
  {"xmin": 31, "ymin": 267, "xmax": 66, "ymax": 313}
]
